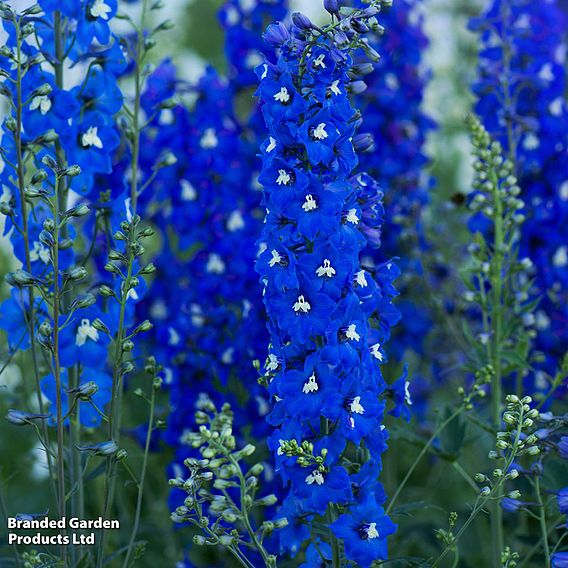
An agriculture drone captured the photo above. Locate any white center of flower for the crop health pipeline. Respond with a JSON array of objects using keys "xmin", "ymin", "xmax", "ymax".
[
  {"xmin": 330, "ymin": 80, "xmax": 342, "ymax": 96},
  {"xmin": 550, "ymin": 97, "xmax": 563, "ymax": 117},
  {"xmin": 221, "ymin": 347, "xmax": 234, "ymax": 364},
  {"xmin": 274, "ymin": 87, "xmax": 291, "ymax": 104},
  {"xmin": 245, "ymin": 51, "xmax": 262, "ymax": 69},
  {"xmin": 560, "ymin": 181, "xmax": 568, "ymax": 201},
  {"xmin": 266, "ymin": 353, "xmax": 279, "ymax": 372},
  {"xmin": 302, "ymin": 372, "xmax": 318, "ymax": 394},
  {"xmin": 346, "ymin": 324, "xmax": 360, "ymax": 341},
  {"xmin": 293, "ymin": 295, "xmax": 311, "ymax": 313},
  {"xmin": 168, "ymin": 327, "xmax": 180, "ymax": 346},
  {"xmin": 370, "ymin": 343, "xmax": 384, "ymax": 362},
  {"xmin": 268, "ymin": 249, "xmax": 282, "ymax": 267},
  {"xmin": 313, "ymin": 54, "xmax": 326, "ymax": 69},
  {"xmin": 206, "ymin": 253, "xmax": 226, "ymax": 274},
  {"xmin": 355, "ymin": 270, "xmax": 368, "ymax": 287},
  {"xmin": 346, "ymin": 208, "xmax": 359, "ymax": 224},
  {"xmin": 276, "ymin": 169, "xmax": 291, "ymax": 185},
  {"xmin": 30, "ymin": 240, "xmax": 50, "ymax": 264},
  {"xmin": 312, "ymin": 123, "xmax": 328, "ymax": 140},
  {"xmin": 200, "ymin": 128, "xmax": 218, "ymax": 149},
  {"xmin": 405, "ymin": 381, "xmax": 413, "ymax": 405},
  {"xmin": 227, "ymin": 210, "xmax": 245, "ymax": 231},
  {"xmin": 90, "ymin": 0, "xmax": 112, "ymax": 20},
  {"xmin": 180, "ymin": 179, "xmax": 197, "ymax": 201},
  {"xmin": 81, "ymin": 126, "xmax": 103, "ymax": 149},
  {"xmin": 120, "ymin": 280, "xmax": 139, "ymax": 301},
  {"xmin": 538, "ymin": 63, "xmax": 554, "ymax": 82},
  {"xmin": 261, "ymin": 65, "xmax": 268, "ymax": 80},
  {"xmin": 305, "ymin": 470, "xmax": 325, "ymax": 485},
  {"xmin": 1, "ymin": 184, "xmax": 12, "ymax": 203},
  {"xmin": 553, "ymin": 246, "xmax": 568, "ymax": 267},
  {"xmin": 75, "ymin": 318, "xmax": 99, "ymax": 347},
  {"xmin": 316, "ymin": 259, "xmax": 336, "ymax": 278},
  {"xmin": 30, "ymin": 95, "xmax": 52, "ymax": 115},
  {"xmin": 191, "ymin": 304, "xmax": 204, "ymax": 327},
  {"xmin": 302, "ymin": 194, "xmax": 317, "ymax": 212},
  {"xmin": 350, "ymin": 396, "xmax": 365, "ymax": 414},
  {"xmin": 365, "ymin": 523, "xmax": 379, "ymax": 540},
  {"xmin": 523, "ymin": 133, "xmax": 539, "ymax": 150},
  {"xmin": 266, "ymin": 137, "xmax": 277, "ymax": 153}
]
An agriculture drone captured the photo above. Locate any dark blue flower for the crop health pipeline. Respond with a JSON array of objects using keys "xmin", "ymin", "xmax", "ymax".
[{"xmin": 331, "ymin": 493, "xmax": 397, "ymax": 567}]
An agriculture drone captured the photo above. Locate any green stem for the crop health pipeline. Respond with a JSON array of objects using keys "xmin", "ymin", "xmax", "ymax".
[
  {"xmin": 122, "ymin": 389, "xmax": 156, "ymax": 568},
  {"xmin": 386, "ymin": 406, "xmax": 465, "ymax": 515},
  {"xmin": 53, "ymin": 171, "xmax": 67, "ymax": 566},
  {"xmin": 96, "ymin": 252, "xmax": 134, "ymax": 568},
  {"xmin": 535, "ymin": 476, "xmax": 551, "ymax": 567},
  {"xmin": 52, "ymin": 12, "xmax": 76, "ymax": 567},
  {"xmin": 14, "ymin": 16, "xmax": 57, "ymax": 505},
  {"xmin": 489, "ymin": 159, "xmax": 505, "ymax": 568}
]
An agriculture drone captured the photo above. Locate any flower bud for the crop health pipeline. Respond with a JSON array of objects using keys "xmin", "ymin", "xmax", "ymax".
[
  {"xmin": 78, "ymin": 440, "xmax": 119, "ymax": 456},
  {"xmin": 116, "ymin": 449, "xmax": 128, "ymax": 461},
  {"xmin": 139, "ymin": 263, "xmax": 156, "ymax": 275},
  {"xmin": 347, "ymin": 80, "xmax": 367, "ymax": 95},
  {"xmin": 156, "ymin": 152, "xmax": 177, "ymax": 168},
  {"xmin": 5, "ymin": 117, "xmax": 17, "ymax": 132},
  {"xmin": 292, "ymin": 12, "xmax": 314, "ymax": 30},
  {"xmin": 68, "ymin": 381, "xmax": 99, "ymax": 401},
  {"xmin": 67, "ymin": 266, "xmax": 88, "ymax": 282},
  {"xmin": 256, "ymin": 494, "xmax": 278, "ymax": 507},
  {"xmin": 6, "ymin": 409, "xmax": 50, "ymax": 425},
  {"xmin": 134, "ymin": 320, "xmax": 153, "ymax": 334},
  {"xmin": 263, "ymin": 22, "xmax": 290, "ymax": 47},
  {"xmin": 353, "ymin": 133, "xmax": 374, "ymax": 152},
  {"xmin": 65, "ymin": 203, "xmax": 90, "ymax": 217},
  {"xmin": 324, "ymin": 0, "xmax": 340, "ymax": 14},
  {"xmin": 274, "ymin": 517, "xmax": 289, "ymax": 529},
  {"xmin": 6, "ymin": 269, "xmax": 35, "ymax": 287},
  {"xmin": 91, "ymin": 318, "xmax": 110, "ymax": 334},
  {"xmin": 41, "ymin": 155, "xmax": 59, "ymax": 171}
]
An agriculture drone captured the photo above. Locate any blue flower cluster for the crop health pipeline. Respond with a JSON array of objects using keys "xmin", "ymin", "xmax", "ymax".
[
  {"xmin": 0, "ymin": 0, "xmax": 126, "ymax": 425},
  {"xmin": 470, "ymin": 0, "xmax": 568, "ymax": 391},
  {"xmin": 256, "ymin": 5, "xmax": 404, "ymax": 565}
]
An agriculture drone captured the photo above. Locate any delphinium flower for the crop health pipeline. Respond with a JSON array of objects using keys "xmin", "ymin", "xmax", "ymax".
[
  {"xmin": 256, "ymin": 2, "xmax": 402, "ymax": 565},
  {"xmin": 470, "ymin": 0, "xmax": 568, "ymax": 396}
]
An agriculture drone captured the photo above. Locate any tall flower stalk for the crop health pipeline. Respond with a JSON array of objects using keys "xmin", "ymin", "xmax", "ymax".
[{"xmin": 256, "ymin": 2, "xmax": 404, "ymax": 566}]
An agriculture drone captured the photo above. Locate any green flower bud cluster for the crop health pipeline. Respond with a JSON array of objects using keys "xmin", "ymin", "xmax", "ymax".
[
  {"xmin": 278, "ymin": 438, "xmax": 328, "ymax": 471},
  {"xmin": 169, "ymin": 401, "xmax": 283, "ymax": 568},
  {"xmin": 477, "ymin": 395, "xmax": 540, "ymax": 501},
  {"xmin": 501, "ymin": 546, "xmax": 520, "ymax": 568}
]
